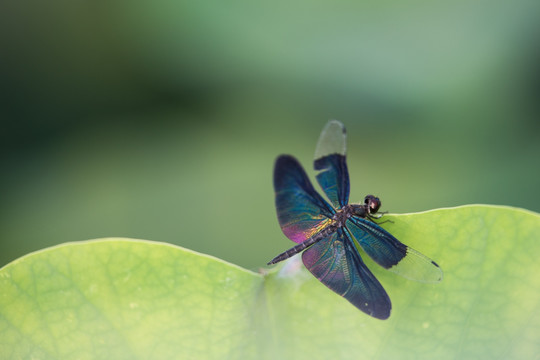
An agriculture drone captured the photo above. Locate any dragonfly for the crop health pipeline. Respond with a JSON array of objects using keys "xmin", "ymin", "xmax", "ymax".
[{"xmin": 268, "ymin": 120, "xmax": 442, "ymax": 320}]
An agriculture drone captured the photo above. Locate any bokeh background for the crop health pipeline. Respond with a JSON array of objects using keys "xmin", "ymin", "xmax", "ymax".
[{"xmin": 1, "ymin": 0, "xmax": 539, "ymax": 270}]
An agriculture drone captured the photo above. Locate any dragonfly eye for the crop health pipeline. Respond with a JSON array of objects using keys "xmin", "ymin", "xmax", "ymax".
[{"xmin": 364, "ymin": 195, "xmax": 381, "ymax": 214}]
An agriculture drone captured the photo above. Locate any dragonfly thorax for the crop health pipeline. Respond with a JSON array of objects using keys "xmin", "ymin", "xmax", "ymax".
[
  {"xmin": 332, "ymin": 206, "xmax": 354, "ymax": 226},
  {"xmin": 334, "ymin": 195, "xmax": 381, "ymax": 225}
]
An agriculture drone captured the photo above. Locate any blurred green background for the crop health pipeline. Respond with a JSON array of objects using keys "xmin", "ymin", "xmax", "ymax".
[{"xmin": 1, "ymin": 0, "xmax": 539, "ymax": 270}]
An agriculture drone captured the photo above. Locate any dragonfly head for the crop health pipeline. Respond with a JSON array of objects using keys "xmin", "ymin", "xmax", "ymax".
[{"xmin": 364, "ymin": 195, "xmax": 381, "ymax": 215}]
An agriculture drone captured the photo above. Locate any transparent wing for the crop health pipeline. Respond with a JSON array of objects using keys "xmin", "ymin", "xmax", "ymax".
[
  {"xmin": 274, "ymin": 155, "xmax": 335, "ymax": 244},
  {"xmin": 346, "ymin": 217, "xmax": 443, "ymax": 283},
  {"xmin": 313, "ymin": 120, "xmax": 350, "ymax": 209},
  {"xmin": 302, "ymin": 228, "xmax": 392, "ymax": 319}
]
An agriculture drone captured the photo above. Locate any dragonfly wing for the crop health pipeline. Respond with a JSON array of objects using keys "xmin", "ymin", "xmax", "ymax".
[
  {"xmin": 314, "ymin": 120, "xmax": 350, "ymax": 209},
  {"xmin": 302, "ymin": 228, "xmax": 391, "ymax": 319},
  {"xmin": 274, "ymin": 155, "xmax": 335, "ymax": 243},
  {"xmin": 346, "ymin": 217, "xmax": 443, "ymax": 283}
]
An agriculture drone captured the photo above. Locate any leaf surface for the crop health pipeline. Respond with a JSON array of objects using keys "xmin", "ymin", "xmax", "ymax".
[{"xmin": 1, "ymin": 205, "xmax": 539, "ymax": 359}]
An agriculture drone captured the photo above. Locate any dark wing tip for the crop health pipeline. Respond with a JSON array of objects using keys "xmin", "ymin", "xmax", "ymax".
[
  {"xmin": 374, "ymin": 309, "xmax": 391, "ymax": 320},
  {"xmin": 358, "ymin": 301, "xmax": 391, "ymax": 320},
  {"xmin": 275, "ymin": 154, "xmax": 297, "ymax": 165},
  {"xmin": 367, "ymin": 299, "xmax": 392, "ymax": 320},
  {"xmin": 273, "ymin": 155, "xmax": 302, "ymax": 187}
]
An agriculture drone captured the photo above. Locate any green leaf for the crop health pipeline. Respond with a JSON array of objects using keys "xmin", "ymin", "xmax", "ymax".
[{"xmin": 1, "ymin": 205, "xmax": 539, "ymax": 359}]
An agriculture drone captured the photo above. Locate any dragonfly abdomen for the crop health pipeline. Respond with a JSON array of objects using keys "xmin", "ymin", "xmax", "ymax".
[{"xmin": 267, "ymin": 223, "xmax": 338, "ymax": 265}]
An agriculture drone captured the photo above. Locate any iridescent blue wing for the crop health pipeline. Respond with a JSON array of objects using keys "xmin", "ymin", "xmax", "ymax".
[
  {"xmin": 346, "ymin": 217, "xmax": 443, "ymax": 283},
  {"xmin": 302, "ymin": 228, "xmax": 392, "ymax": 319},
  {"xmin": 313, "ymin": 120, "xmax": 350, "ymax": 209},
  {"xmin": 274, "ymin": 155, "xmax": 335, "ymax": 244}
]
